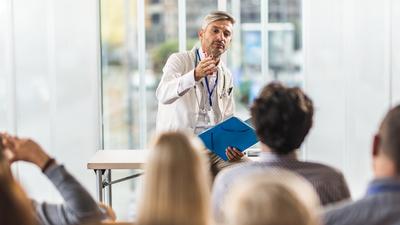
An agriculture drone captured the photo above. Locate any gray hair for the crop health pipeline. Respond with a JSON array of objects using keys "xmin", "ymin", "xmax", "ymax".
[{"xmin": 201, "ymin": 11, "xmax": 235, "ymax": 29}]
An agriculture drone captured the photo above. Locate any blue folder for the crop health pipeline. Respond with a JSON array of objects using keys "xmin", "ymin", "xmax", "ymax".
[{"xmin": 198, "ymin": 116, "xmax": 258, "ymax": 161}]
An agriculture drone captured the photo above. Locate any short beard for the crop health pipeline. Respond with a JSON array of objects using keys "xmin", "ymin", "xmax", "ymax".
[{"xmin": 210, "ymin": 48, "xmax": 223, "ymax": 60}]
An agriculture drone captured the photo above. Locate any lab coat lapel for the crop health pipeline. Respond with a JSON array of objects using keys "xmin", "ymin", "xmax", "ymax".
[{"xmin": 216, "ymin": 65, "xmax": 225, "ymax": 114}]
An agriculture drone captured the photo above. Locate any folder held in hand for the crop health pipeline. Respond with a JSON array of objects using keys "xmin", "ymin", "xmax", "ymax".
[{"xmin": 198, "ymin": 116, "xmax": 258, "ymax": 161}]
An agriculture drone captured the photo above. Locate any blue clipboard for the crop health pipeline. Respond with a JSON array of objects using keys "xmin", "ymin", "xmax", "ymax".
[{"xmin": 198, "ymin": 116, "xmax": 258, "ymax": 161}]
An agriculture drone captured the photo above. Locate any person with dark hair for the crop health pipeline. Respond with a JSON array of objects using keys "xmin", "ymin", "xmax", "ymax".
[
  {"xmin": 0, "ymin": 133, "xmax": 110, "ymax": 225},
  {"xmin": 211, "ymin": 83, "xmax": 350, "ymax": 223},
  {"xmin": 251, "ymin": 83, "xmax": 314, "ymax": 155},
  {"xmin": 324, "ymin": 105, "xmax": 400, "ymax": 225}
]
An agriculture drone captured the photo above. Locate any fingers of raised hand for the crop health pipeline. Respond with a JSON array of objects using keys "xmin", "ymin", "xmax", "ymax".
[
  {"xmin": 198, "ymin": 59, "xmax": 216, "ymax": 74},
  {"xmin": 0, "ymin": 133, "xmax": 18, "ymax": 162},
  {"xmin": 1, "ymin": 133, "xmax": 17, "ymax": 150},
  {"xmin": 203, "ymin": 64, "xmax": 217, "ymax": 75}
]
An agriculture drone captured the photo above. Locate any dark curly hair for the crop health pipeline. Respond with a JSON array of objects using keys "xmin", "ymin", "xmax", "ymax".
[{"xmin": 250, "ymin": 83, "xmax": 313, "ymax": 155}]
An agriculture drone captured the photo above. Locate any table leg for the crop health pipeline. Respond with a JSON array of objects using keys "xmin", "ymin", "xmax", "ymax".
[
  {"xmin": 96, "ymin": 169, "xmax": 103, "ymax": 202},
  {"xmin": 106, "ymin": 169, "xmax": 112, "ymax": 206}
]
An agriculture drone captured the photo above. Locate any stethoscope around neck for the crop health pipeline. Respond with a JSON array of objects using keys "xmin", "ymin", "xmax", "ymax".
[{"xmin": 194, "ymin": 48, "xmax": 227, "ymax": 99}]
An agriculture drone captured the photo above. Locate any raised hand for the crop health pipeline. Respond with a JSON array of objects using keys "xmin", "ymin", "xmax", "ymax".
[
  {"xmin": 0, "ymin": 133, "xmax": 51, "ymax": 170},
  {"xmin": 194, "ymin": 55, "xmax": 217, "ymax": 81}
]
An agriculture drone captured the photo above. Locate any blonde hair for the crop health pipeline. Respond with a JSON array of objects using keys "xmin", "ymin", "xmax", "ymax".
[
  {"xmin": 202, "ymin": 11, "xmax": 235, "ymax": 29},
  {"xmin": 224, "ymin": 170, "xmax": 320, "ymax": 225},
  {"xmin": 0, "ymin": 142, "xmax": 37, "ymax": 225},
  {"xmin": 136, "ymin": 132, "xmax": 211, "ymax": 225}
]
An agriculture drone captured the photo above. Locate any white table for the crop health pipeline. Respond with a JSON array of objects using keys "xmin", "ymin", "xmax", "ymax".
[
  {"xmin": 87, "ymin": 149, "xmax": 261, "ymax": 205},
  {"xmin": 87, "ymin": 150, "xmax": 148, "ymax": 205}
]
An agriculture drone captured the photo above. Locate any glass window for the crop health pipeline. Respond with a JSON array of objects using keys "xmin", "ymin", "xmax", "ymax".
[
  {"xmin": 101, "ymin": 0, "xmax": 302, "ymax": 147},
  {"xmin": 185, "ymin": 0, "xmax": 218, "ymax": 40},
  {"xmin": 100, "ymin": 0, "xmax": 302, "ymax": 218},
  {"xmin": 100, "ymin": 0, "xmax": 179, "ymax": 219},
  {"xmin": 226, "ymin": 0, "xmax": 302, "ymax": 119},
  {"xmin": 101, "ymin": 0, "xmax": 138, "ymax": 149}
]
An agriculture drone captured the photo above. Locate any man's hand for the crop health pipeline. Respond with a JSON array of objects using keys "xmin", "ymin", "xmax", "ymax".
[
  {"xmin": 194, "ymin": 55, "xmax": 217, "ymax": 81},
  {"xmin": 1, "ymin": 133, "xmax": 51, "ymax": 170},
  {"xmin": 225, "ymin": 146, "xmax": 244, "ymax": 162}
]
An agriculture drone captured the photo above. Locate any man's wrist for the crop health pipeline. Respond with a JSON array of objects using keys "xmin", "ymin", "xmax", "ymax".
[
  {"xmin": 41, "ymin": 157, "xmax": 56, "ymax": 173},
  {"xmin": 34, "ymin": 152, "xmax": 52, "ymax": 170},
  {"xmin": 194, "ymin": 69, "xmax": 200, "ymax": 81}
]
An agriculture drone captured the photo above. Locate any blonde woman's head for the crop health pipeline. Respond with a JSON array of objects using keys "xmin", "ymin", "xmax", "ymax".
[
  {"xmin": 136, "ymin": 131, "xmax": 210, "ymax": 225},
  {"xmin": 224, "ymin": 170, "xmax": 320, "ymax": 225}
]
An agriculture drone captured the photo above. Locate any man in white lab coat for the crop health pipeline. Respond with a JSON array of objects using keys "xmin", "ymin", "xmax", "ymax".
[{"xmin": 156, "ymin": 11, "xmax": 244, "ymax": 176}]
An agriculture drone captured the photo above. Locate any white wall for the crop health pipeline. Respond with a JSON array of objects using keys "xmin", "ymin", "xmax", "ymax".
[
  {"xmin": 303, "ymin": 0, "xmax": 398, "ymax": 198},
  {"xmin": 0, "ymin": 0, "xmax": 15, "ymax": 130},
  {"xmin": 392, "ymin": 0, "xmax": 400, "ymax": 105},
  {"xmin": 0, "ymin": 0, "xmax": 100, "ymax": 201}
]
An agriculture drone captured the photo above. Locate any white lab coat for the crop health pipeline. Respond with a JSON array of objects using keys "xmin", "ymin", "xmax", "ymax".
[{"xmin": 156, "ymin": 48, "xmax": 235, "ymax": 133}]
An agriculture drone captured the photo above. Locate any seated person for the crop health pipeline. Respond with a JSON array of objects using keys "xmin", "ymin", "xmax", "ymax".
[
  {"xmin": 135, "ymin": 132, "xmax": 211, "ymax": 225},
  {"xmin": 323, "ymin": 105, "xmax": 400, "ymax": 225},
  {"xmin": 0, "ymin": 133, "xmax": 109, "ymax": 225},
  {"xmin": 224, "ymin": 170, "xmax": 321, "ymax": 225},
  {"xmin": 212, "ymin": 83, "xmax": 350, "ymax": 223}
]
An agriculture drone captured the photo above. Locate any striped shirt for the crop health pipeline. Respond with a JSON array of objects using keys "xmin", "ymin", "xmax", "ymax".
[{"xmin": 211, "ymin": 151, "xmax": 351, "ymax": 223}]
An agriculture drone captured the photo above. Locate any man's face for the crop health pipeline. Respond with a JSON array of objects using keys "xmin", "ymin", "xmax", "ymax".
[{"xmin": 199, "ymin": 19, "xmax": 233, "ymax": 59}]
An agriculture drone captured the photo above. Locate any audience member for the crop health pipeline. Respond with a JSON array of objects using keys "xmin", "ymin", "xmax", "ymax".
[
  {"xmin": 212, "ymin": 83, "xmax": 350, "ymax": 223},
  {"xmin": 224, "ymin": 170, "xmax": 320, "ymax": 225},
  {"xmin": 136, "ymin": 132, "xmax": 211, "ymax": 225},
  {"xmin": 324, "ymin": 105, "xmax": 400, "ymax": 225},
  {"xmin": 0, "ymin": 133, "xmax": 108, "ymax": 225},
  {"xmin": 0, "ymin": 135, "xmax": 36, "ymax": 225}
]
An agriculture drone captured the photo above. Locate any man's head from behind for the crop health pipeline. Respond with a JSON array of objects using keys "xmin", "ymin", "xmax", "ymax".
[
  {"xmin": 198, "ymin": 11, "xmax": 235, "ymax": 59},
  {"xmin": 251, "ymin": 83, "xmax": 314, "ymax": 155},
  {"xmin": 223, "ymin": 170, "xmax": 320, "ymax": 225},
  {"xmin": 373, "ymin": 105, "xmax": 400, "ymax": 177}
]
